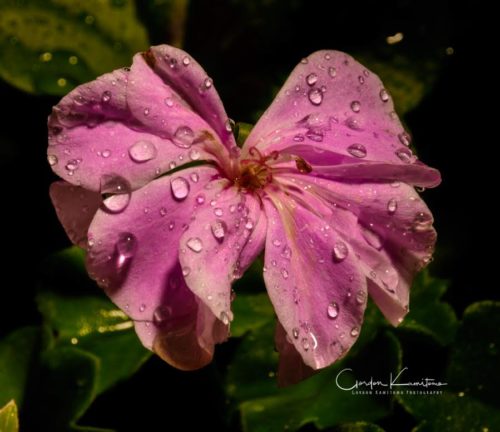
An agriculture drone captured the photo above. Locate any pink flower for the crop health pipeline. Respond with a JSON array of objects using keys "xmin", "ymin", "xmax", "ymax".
[{"xmin": 47, "ymin": 45, "xmax": 440, "ymax": 384}]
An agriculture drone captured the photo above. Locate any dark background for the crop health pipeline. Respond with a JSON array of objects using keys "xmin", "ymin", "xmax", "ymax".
[{"xmin": 0, "ymin": 0, "xmax": 495, "ymax": 430}]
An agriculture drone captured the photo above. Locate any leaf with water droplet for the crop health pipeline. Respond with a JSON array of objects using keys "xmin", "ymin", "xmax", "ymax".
[{"xmin": 0, "ymin": 0, "xmax": 149, "ymax": 95}]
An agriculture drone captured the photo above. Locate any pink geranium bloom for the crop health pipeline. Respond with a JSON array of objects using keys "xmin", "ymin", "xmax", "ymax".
[{"xmin": 47, "ymin": 45, "xmax": 440, "ymax": 384}]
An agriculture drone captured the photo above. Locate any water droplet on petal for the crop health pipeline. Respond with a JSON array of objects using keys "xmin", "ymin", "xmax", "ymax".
[
  {"xmin": 203, "ymin": 77, "xmax": 213, "ymax": 89},
  {"xmin": 333, "ymin": 241, "xmax": 348, "ymax": 262},
  {"xmin": 350, "ymin": 100, "xmax": 361, "ymax": 113},
  {"xmin": 182, "ymin": 56, "xmax": 190, "ymax": 66},
  {"xmin": 220, "ymin": 311, "xmax": 230, "ymax": 325},
  {"xmin": 281, "ymin": 246, "xmax": 292, "ymax": 260},
  {"xmin": 164, "ymin": 97, "xmax": 174, "ymax": 107},
  {"xmin": 128, "ymin": 140, "xmax": 157, "ymax": 162},
  {"xmin": 308, "ymin": 88, "xmax": 323, "ymax": 106},
  {"xmin": 47, "ymin": 154, "xmax": 58, "ymax": 166},
  {"xmin": 211, "ymin": 220, "xmax": 227, "ymax": 242},
  {"xmin": 347, "ymin": 143, "xmax": 367, "ymax": 158},
  {"xmin": 65, "ymin": 159, "xmax": 81, "ymax": 172},
  {"xmin": 225, "ymin": 118, "xmax": 235, "ymax": 132},
  {"xmin": 214, "ymin": 207, "xmax": 223, "ymax": 217},
  {"xmin": 281, "ymin": 268, "xmax": 289, "ymax": 279},
  {"xmin": 380, "ymin": 89, "xmax": 389, "ymax": 102},
  {"xmin": 272, "ymin": 239, "xmax": 282, "ymax": 247},
  {"xmin": 328, "ymin": 66, "xmax": 337, "ymax": 78},
  {"xmin": 327, "ymin": 301, "xmax": 339, "ymax": 319},
  {"xmin": 196, "ymin": 194, "xmax": 205, "ymax": 204},
  {"xmin": 102, "ymin": 149, "xmax": 111, "ymax": 158},
  {"xmin": 153, "ymin": 305, "xmax": 172, "ymax": 324},
  {"xmin": 101, "ymin": 90, "xmax": 112, "ymax": 103},
  {"xmin": 306, "ymin": 73, "xmax": 318, "ymax": 86},
  {"xmin": 100, "ymin": 174, "xmax": 131, "ymax": 213},
  {"xmin": 170, "ymin": 177, "xmax": 190, "ymax": 200},
  {"xmin": 189, "ymin": 149, "xmax": 200, "ymax": 161},
  {"xmin": 398, "ymin": 132, "xmax": 411, "ymax": 147},
  {"xmin": 159, "ymin": 207, "xmax": 167, "ymax": 217},
  {"xmin": 292, "ymin": 327, "xmax": 300, "ymax": 339},
  {"xmin": 395, "ymin": 147, "xmax": 414, "ymax": 163},
  {"xmin": 116, "ymin": 232, "xmax": 137, "ymax": 265},
  {"xmin": 355, "ymin": 290, "xmax": 366, "ymax": 305},
  {"xmin": 186, "ymin": 237, "xmax": 203, "ymax": 252},
  {"xmin": 190, "ymin": 172, "xmax": 199, "ymax": 183},
  {"xmin": 413, "ymin": 212, "xmax": 433, "ymax": 232},
  {"xmin": 358, "ymin": 75, "xmax": 365, "ymax": 84},
  {"xmin": 361, "ymin": 226, "xmax": 383, "ymax": 250},
  {"xmin": 293, "ymin": 134, "xmax": 305, "ymax": 142},
  {"xmin": 182, "ymin": 266, "xmax": 190, "ymax": 276},
  {"xmin": 301, "ymin": 338, "xmax": 310, "ymax": 351},
  {"xmin": 143, "ymin": 107, "xmax": 150, "ymax": 116},
  {"xmin": 350, "ymin": 327, "xmax": 359, "ymax": 337},
  {"xmin": 387, "ymin": 198, "xmax": 397, "ymax": 214},
  {"xmin": 174, "ymin": 126, "xmax": 195, "ymax": 148}
]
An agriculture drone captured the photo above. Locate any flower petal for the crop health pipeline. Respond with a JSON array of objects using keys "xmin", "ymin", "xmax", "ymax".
[
  {"xmin": 140, "ymin": 45, "xmax": 237, "ymax": 150},
  {"xmin": 262, "ymin": 191, "xmax": 368, "ymax": 370},
  {"xmin": 47, "ymin": 48, "xmax": 229, "ymax": 192},
  {"xmin": 86, "ymin": 166, "xmax": 226, "ymax": 369},
  {"xmin": 278, "ymin": 172, "xmax": 436, "ymax": 326},
  {"xmin": 179, "ymin": 187, "xmax": 267, "ymax": 325},
  {"xmin": 49, "ymin": 181, "xmax": 101, "ymax": 248},
  {"xmin": 245, "ymin": 50, "xmax": 437, "ymax": 184}
]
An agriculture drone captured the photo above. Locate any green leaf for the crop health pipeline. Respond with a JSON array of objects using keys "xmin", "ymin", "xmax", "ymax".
[
  {"xmin": 0, "ymin": 327, "xmax": 42, "ymax": 408},
  {"xmin": 28, "ymin": 347, "xmax": 99, "ymax": 431},
  {"xmin": 0, "ymin": 0, "xmax": 149, "ymax": 95},
  {"xmin": 398, "ymin": 271, "xmax": 458, "ymax": 346},
  {"xmin": 37, "ymin": 247, "xmax": 151, "ymax": 395},
  {"xmin": 397, "ymin": 301, "xmax": 500, "ymax": 432},
  {"xmin": 231, "ymin": 293, "xmax": 274, "ymax": 338},
  {"xmin": 333, "ymin": 423, "xmax": 386, "ymax": 432},
  {"xmin": 229, "ymin": 325, "xmax": 402, "ymax": 432},
  {"xmin": 0, "ymin": 400, "xmax": 19, "ymax": 432}
]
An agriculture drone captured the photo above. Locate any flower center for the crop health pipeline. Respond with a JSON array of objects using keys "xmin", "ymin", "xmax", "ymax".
[{"xmin": 235, "ymin": 147, "xmax": 278, "ymax": 190}]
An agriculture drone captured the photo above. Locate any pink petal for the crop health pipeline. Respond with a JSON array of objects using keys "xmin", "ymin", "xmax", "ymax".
[
  {"xmin": 47, "ymin": 48, "xmax": 229, "ymax": 192},
  {"xmin": 262, "ymin": 191, "xmax": 368, "ymax": 370},
  {"xmin": 245, "ymin": 50, "xmax": 438, "ymax": 185},
  {"xmin": 141, "ymin": 45, "xmax": 237, "ymax": 150},
  {"xmin": 86, "ymin": 166, "xmax": 226, "ymax": 369},
  {"xmin": 278, "ymin": 172, "xmax": 436, "ymax": 325},
  {"xmin": 275, "ymin": 322, "xmax": 316, "ymax": 387},
  {"xmin": 179, "ymin": 186, "xmax": 266, "ymax": 325},
  {"xmin": 49, "ymin": 181, "xmax": 101, "ymax": 248}
]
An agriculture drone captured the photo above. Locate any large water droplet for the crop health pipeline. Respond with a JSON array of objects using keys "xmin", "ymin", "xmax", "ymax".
[
  {"xmin": 327, "ymin": 301, "xmax": 339, "ymax": 319},
  {"xmin": 306, "ymin": 73, "xmax": 318, "ymax": 86},
  {"xmin": 116, "ymin": 232, "xmax": 137, "ymax": 264},
  {"xmin": 47, "ymin": 154, "xmax": 58, "ymax": 166},
  {"xmin": 387, "ymin": 198, "xmax": 398, "ymax": 214},
  {"xmin": 170, "ymin": 177, "xmax": 190, "ymax": 200},
  {"xmin": 187, "ymin": 237, "xmax": 203, "ymax": 252},
  {"xmin": 101, "ymin": 90, "xmax": 112, "ymax": 103},
  {"xmin": 128, "ymin": 140, "xmax": 157, "ymax": 162},
  {"xmin": 173, "ymin": 126, "xmax": 195, "ymax": 148},
  {"xmin": 380, "ymin": 89, "xmax": 389, "ymax": 102},
  {"xmin": 350, "ymin": 101, "xmax": 361, "ymax": 113},
  {"xmin": 347, "ymin": 143, "xmax": 367, "ymax": 158},
  {"xmin": 100, "ymin": 174, "xmax": 131, "ymax": 213},
  {"xmin": 333, "ymin": 241, "xmax": 348, "ymax": 262},
  {"xmin": 211, "ymin": 220, "xmax": 227, "ymax": 242},
  {"xmin": 308, "ymin": 88, "xmax": 323, "ymax": 106}
]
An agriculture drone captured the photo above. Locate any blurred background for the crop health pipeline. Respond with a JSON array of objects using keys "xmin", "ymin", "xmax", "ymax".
[{"xmin": 0, "ymin": 0, "xmax": 497, "ymax": 431}]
